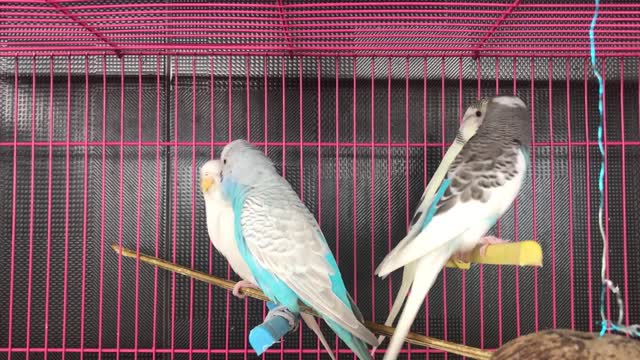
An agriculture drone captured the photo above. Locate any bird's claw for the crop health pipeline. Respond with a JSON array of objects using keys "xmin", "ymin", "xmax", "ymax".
[
  {"xmin": 232, "ymin": 280, "xmax": 258, "ymax": 299},
  {"xmin": 478, "ymin": 236, "xmax": 509, "ymax": 257},
  {"xmin": 453, "ymin": 251, "xmax": 472, "ymax": 263}
]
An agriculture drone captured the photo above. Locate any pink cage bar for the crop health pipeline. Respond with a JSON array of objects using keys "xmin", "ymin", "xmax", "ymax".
[{"xmin": 0, "ymin": 1, "xmax": 639, "ymax": 360}]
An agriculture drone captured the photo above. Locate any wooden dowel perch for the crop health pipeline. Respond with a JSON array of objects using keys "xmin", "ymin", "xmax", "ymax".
[{"xmin": 111, "ymin": 244, "xmax": 493, "ymax": 360}]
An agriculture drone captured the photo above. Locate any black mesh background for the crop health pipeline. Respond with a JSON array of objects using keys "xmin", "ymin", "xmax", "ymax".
[{"xmin": 1, "ymin": 55, "xmax": 640, "ymax": 360}]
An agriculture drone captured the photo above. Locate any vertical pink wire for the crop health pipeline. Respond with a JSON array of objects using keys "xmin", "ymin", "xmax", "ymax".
[
  {"xmin": 548, "ymin": 58, "xmax": 557, "ymax": 329},
  {"xmin": 602, "ymin": 60, "xmax": 610, "ymax": 324},
  {"xmin": 370, "ymin": 57, "xmax": 376, "ymax": 336},
  {"xmin": 190, "ymin": 56, "xmax": 197, "ymax": 360},
  {"xmin": 283, "ymin": 57, "xmax": 287, "ymax": 178},
  {"xmin": 227, "ymin": 56, "xmax": 233, "ymax": 360},
  {"xmin": 423, "ymin": 57, "xmax": 429, "ymax": 357},
  {"xmin": 335, "ymin": 56, "xmax": 341, "ymax": 356},
  {"xmin": 265, "ymin": 56, "xmax": 269, "ymax": 155},
  {"xmin": 98, "ymin": 54, "xmax": 107, "ymax": 360},
  {"xmin": 7, "ymin": 56, "xmax": 20, "ymax": 360},
  {"xmin": 207, "ymin": 55, "xmax": 214, "ymax": 360},
  {"xmin": 566, "ymin": 58, "xmax": 575, "ymax": 330},
  {"xmin": 8, "ymin": 55, "xmax": 19, "ymax": 360},
  {"xmin": 62, "ymin": 55, "xmax": 72, "ymax": 360},
  {"xmin": 153, "ymin": 55, "xmax": 162, "ymax": 360},
  {"xmin": 494, "ymin": 57, "xmax": 503, "ymax": 347},
  {"xmin": 135, "ymin": 55, "xmax": 143, "ymax": 360},
  {"xmin": 440, "ymin": 57, "xmax": 448, "ymax": 359},
  {"xmin": 404, "ymin": 57, "xmax": 411, "ymax": 360},
  {"xmin": 117, "ymin": 56, "xmax": 125, "ymax": 360},
  {"xmin": 298, "ymin": 57, "xmax": 304, "ymax": 360},
  {"xmin": 262, "ymin": 57, "xmax": 268, "ymax": 353},
  {"xmin": 81, "ymin": 55, "xmax": 90, "ymax": 360},
  {"xmin": 457, "ymin": 58, "xmax": 465, "ymax": 355},
  {"xmin": 512, "ymin": 57, "xmax": 521, "ymax": 338},
  {"xmin": 475, "ymin": 59, "xmax": 483, "ymax": 350},
  {"xmin": 171, "ymin": 56, "xmax": 178, "ymax": 360},
  {"xmin": 530, "ymin": 57, "xmax": 539, "ymax": 333},
  {"xmin": 278, "ymin": 57, "xmax": 286, "ymax": 360},
  {"xmin": 246, "ymin": 56, "xmax": 252, "ymax": 360},
  {"xmin": 316, "ymin": 56, "xmax": 322, "ymax": 360},
  {"xmin": 26, "ymin": 55, "xmax": 36, "ymax": 360},
  {"xmin": 352, "ymin": 56, "xmax": 358, "ymax": 360},
  {"xmin": 386, "ymin": 58, "xmax": 393, "ymax": 353},
  {"xmin": 248, "ymin": 56, "xmax": 252, "ymax": 142},
  {"xmin": 44, "ymin": 55, "xmax": 54, "ymax": 360},
  {"xmin": 583, "ymin": 58, "xmax": 593, "ymax": 332},
  {"xmin": 619, "ymin": 59, "xmax": 629, "ymax": 330}
]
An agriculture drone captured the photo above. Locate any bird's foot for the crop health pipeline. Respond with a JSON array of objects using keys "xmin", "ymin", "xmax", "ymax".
[
  {"xmin": 232, "ymin": 280, "xmax": 258, "ymax": 299},
  {"xmin": 453, "ymin": 251, "xmax": 472, "ymax": 263},
  {"xmin": 478, "ymin": 236, "xmax": 509, "ymax": 257}
]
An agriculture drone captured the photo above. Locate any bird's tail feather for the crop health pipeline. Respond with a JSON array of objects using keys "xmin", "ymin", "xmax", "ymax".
[
  {"xmin": 371, "ymin": 261, "xmax": 417, "ymax": 355},
  {"xmin": 324, "ymin": 318, "xmax": 374, "ymax": 360},
  {"xmin": 300, "ymin": 313, "xmax": 336, "ymax": 360},
  {"xmin": 382, "ymin": 248, "xmax": 453, "ymax": 360}
]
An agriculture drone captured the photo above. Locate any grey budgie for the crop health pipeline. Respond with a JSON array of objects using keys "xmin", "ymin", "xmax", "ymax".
[{"xmin": 374, "ymin": 95, "xmax": 532, "ymax": 360}]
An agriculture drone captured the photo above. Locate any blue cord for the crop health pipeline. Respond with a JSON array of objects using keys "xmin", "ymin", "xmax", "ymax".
[{"xmin": 590, "ymin": 0, "xmax": 640, "ymax": 338}]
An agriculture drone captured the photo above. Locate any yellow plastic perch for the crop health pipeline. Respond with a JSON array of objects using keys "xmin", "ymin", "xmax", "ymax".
[{"xmin": 445, "ymin": 240, "xmax": 543, "ymax": 270}]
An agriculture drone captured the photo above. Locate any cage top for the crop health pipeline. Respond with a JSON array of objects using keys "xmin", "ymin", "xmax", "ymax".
[{"xmin": 1, "ymin": 0, "xmax": 640, "ymax": 58}]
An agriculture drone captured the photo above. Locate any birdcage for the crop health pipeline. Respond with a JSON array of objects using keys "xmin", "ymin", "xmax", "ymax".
[{"xmin": 1, "ymin": 1, "xmax": 639, "ymax": 360}]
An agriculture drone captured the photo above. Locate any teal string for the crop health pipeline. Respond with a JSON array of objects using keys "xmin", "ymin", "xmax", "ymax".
[{"xmin": 590, "ymin": 0, "xmax": 640, "ymax": 337}]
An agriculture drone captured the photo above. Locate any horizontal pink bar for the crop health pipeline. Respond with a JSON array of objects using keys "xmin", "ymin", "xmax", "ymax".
[
  {"xmin": 3, "ymin": 45, "xmax": 640, "ymax": 53},
  {"xmin": 3, "ymin": 51, "xmax": 640, "ymax": 58},
  {"xmin": 5, "ymin": 39, "xmax": 640, "ymax": 48},
  {"xmin": 0, "ymin": 140, "xmax": 637, "ymax": 147},
  {"xmin": 5, "ymin": 21, "xmax": 640, "ymax": 31},
  {"xmin": 4, "ymin": 0, "xmax": 640, "ymax": 7},
  {"xmin": 6, "ymin": 30, "xmax": 640, "ymax": 40},
  {"xmin": 5, "ymin": 12, "xmax": 640, "ymax": 23},
  {"xmin": 0, "ymin": 348, "xmax": 469, "ymax": 355}
]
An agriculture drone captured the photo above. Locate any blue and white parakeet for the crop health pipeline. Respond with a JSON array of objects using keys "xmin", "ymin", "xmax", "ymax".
[
  {"xmin": 201, "ymin": 159, "xmax": 258, "ymax": 296},
  {"xmin": 218, "ymin": 141, "xmax": 378, "ymax": 360},
  {"xmin": 200, "ymin": 159, "xmax": 342, "ymax": 360},
  {"xmin": 374, "ymin": 96, "xmax": 532, "ymax": 360}
]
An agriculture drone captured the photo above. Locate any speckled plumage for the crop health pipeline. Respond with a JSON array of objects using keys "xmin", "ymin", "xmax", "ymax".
[
  {"xmin": 374, "ymin": 96, "xmax": 531, "ymax": 360},
  {"xmin": 220, "ymin": 139, "xmax": 377, "ymax": 360},
  {"xmin": 492, "ymin": 329, "xmax": 640, "ymax": 360}
]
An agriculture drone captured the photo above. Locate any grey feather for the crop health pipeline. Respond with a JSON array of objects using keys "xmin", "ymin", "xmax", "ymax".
[{"xmin": 432, "ymin": 96, "xmax": 531, "ymax": 218}]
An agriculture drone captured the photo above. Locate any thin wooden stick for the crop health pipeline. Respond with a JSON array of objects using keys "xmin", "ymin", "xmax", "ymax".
[{"xmin": 111, "ymin": 244, "xmax": 492, "ymax": 360}]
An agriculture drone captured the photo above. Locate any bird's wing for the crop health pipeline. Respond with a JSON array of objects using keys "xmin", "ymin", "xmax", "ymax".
[
  {"xmin": 240, "ymin": 185, "xmax": 377, "ymax": 346},
  {"xmin": 376, "ymin": 143, "xmax": 526, "ymax": 276}
]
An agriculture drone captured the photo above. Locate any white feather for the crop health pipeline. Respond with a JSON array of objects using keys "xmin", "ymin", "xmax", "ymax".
[
  {"xmin": 491, "ymin": 95, "xmax": 526, "ymax": 108},
  {"xmin": 203, "ymin": 185, "xmax": 256, "ymax": 284},
  {"xmin": 376, "ymin": 150, "xmax": 527, "ymax": 360},
  {"xmin": 377, "ymin": 150, "xmax": 527, "ymax": 278},
  {"xmin": 241, "ymin": 186, "xmax": 378, "ymax": 346},
  {"xmin": 202, "ymin": 162, "xmax": 337, "ymax": 360}
]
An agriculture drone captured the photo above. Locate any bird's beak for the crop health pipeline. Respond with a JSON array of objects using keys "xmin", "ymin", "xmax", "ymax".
[{"xmin": 201, "ymin": 177, "xmax": 214, "ymax": 193}]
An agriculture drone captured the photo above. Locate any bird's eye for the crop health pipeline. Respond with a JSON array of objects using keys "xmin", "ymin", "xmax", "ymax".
[
  {"xmin": 223, "ymin": 159, "xmax": 227, "ymax": 164},
  {"xmin": 475, "ymin": 110, "xmax": 482, "ymax": 117}
]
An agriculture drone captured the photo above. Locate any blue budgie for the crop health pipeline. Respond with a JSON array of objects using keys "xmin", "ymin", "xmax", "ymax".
[
  {"xmin": 200, "ymin": 159, "xmax": 341, "ymax": 360},
  {"xmin": 218, "ymin": 140, "xmax": 378, "ymax": 360},
  {"xmin": 374, "ymin": 96, "xmax": 531, "ymax": 360}
]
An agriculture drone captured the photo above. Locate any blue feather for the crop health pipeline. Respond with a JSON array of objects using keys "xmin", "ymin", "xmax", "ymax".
[
  {"xmin": 222, "ymin": 177, "xmax": 372, "ymax": 359},
  {"xmin": 222, "ymin": 178, "xmax": 301, "ymax": 311},
  {"xmin": 421, "ymin": 178, "xmax": 452, "ymax": 231}
]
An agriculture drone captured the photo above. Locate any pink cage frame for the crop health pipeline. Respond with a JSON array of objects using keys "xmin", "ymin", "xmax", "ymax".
[{"xmin": 1, "ymin": 1, "xmax": 640, "ymax": 360}]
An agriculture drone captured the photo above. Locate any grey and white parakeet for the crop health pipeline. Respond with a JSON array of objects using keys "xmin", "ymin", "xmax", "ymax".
[{"xmin": 374, "ymin": 95, "xmax": 532, "ymax": 360}]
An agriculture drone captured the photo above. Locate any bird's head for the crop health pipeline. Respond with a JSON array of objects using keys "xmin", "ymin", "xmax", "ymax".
[{"xmin": 200, "ymin": 159, "xmax": 223, "ymax": 194}]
